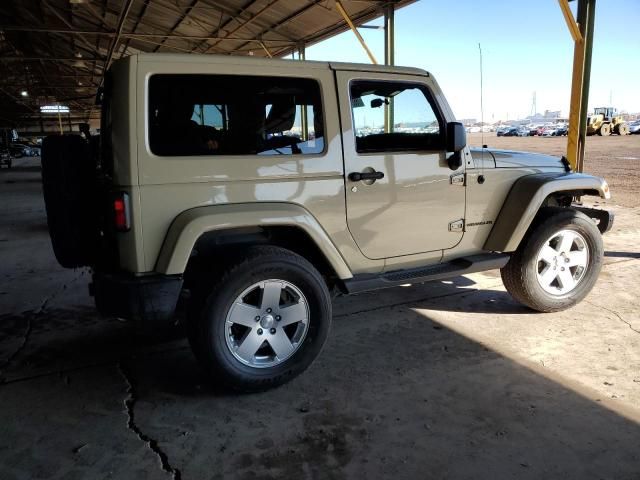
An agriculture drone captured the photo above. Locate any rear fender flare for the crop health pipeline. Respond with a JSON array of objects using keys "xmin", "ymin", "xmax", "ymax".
[{"xmin": 155, "ymin": 203, "xmax": 353, "ymax": 279}]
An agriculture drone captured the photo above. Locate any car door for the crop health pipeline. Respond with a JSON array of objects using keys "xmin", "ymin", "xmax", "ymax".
[{"xmin": 336, "ymin": 71, "xmax": 465, "ymax": 260}]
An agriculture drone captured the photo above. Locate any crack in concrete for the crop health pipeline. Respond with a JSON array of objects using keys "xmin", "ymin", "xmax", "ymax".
[
  {"xmin": 117, "ymin": 362, "xmax": 182, "ymax": 480},
  {"xmin": 0, "ymin": 272, "xmax": 84, "ymax": 380},
  {"xmin": 584, "ymin": 300, "xmax": 640, "ymax": 335},
  {"xmin": 0, "ymin": 295, "xmax": 48, "ymax": 378},
  {"xmin": 0, "ymin": 345, "xmax": 191, "ymax": 387}
]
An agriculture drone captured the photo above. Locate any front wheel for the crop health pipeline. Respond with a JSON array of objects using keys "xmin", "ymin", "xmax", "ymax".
[
  {"xmin": 501, "ymin": 208, "xmax": 604, "ymax": 312},
  {"xmin": 188, "ymin": 246, "xmax": 332, "ymax": 392}
]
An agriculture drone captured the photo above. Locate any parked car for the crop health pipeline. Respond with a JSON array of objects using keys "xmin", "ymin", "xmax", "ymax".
[
  {"xmin": 41, "ymin": 53, "xmax": 613, "ymax": 391},
  {"xmin": 496, "ymin": 126, "xmax": 511, "ymax": 136},
  {"xmin": 501, "ymin": 127, "xmax": 519, "ymax": 136},
  {"xmin": 0, "ymin": 147, "xmax": 11, "ymax": 168},
  {"xmin": 502, "ymin": 126, "xmax": 529, "ymax": 137},
  {"xmin": 9, "ymin": 143, "xmax": 32, "ymax": 158},
  {"xmin": 542, "ymin": 127, "xmax": 557, "ymax": 137},
  {"xmin": 555, "ymin": 125, "xmax": 568, "ymax": 136},
  {"xmin": 629, "ymin": 120, "xmax": 640, "ymax": 134}
]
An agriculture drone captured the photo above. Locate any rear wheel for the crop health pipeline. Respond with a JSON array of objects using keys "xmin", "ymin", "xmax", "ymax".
[
  {"xmin": 599, "ymin": 123, "xmax": 611, "ymax": 136},
  {"xmin": 188, "ymin": 246, "xmax": 332, "ymax": 391},
  {"xmin": 501, "ymin": 208, "xmax": 603, "ymax": 312}
]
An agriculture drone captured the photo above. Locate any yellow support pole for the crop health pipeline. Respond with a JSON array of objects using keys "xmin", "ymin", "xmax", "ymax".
[
  {"xmin": 560, "ymin": 0, "xmax": 596, "ymax": 173},
  {"xmin": 560, "ymin": 0, "xmax": 585, "ymax": 172},
  {"xmin": 558, "ymin": 0, "xmax": 583, "ymax": 42},
  {"xmin": 565, "ymin": 30, "xmax": 585, "ymax": 172},
  {"xmin": 335, "ymin": 0, "xmax": 378, "ymax": 65}
]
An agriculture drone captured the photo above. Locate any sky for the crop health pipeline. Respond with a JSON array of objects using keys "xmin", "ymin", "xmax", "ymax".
[{"xmin": 304, "ymin": 0, "xmax": 640, "ymax": 122}]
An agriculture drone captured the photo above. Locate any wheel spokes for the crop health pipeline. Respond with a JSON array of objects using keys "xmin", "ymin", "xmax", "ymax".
[
  {"xmin": 278, "ymin": 301, "xmax": 308, "ymax": 327},
  {"xmin": 227, "ymin": 302, "xmax": 261, "ymax": 327},
  {"xmin": 225, "ymin": 279, "xmax": 311, "ymax": 368},
  {"xmin": 539, "ymin": 265, "xmax": 558, "ymax": 287},
  {"xmin": 557, "ymin": 231, "xmax": 576, "ymax": 255},
  {"xmin": 557, "ymin": 269, "xmax": 577, "ymax": 291},
  {"xmin": 260, "ymin": 281, "xmax": 282, "ymax": 310},
  {"xmin": 539, "ymin": 245, "xmax": 558, "ymax": 264},
  {"xmin": 236, "ymin": 330, "xmax": 264, "ymax": 359},
  {"xmin": 567, "ymin": 249, "xmax": 588, "ymax": 267},
  {"xmin": 268, "ymin": 329, "xmax": 295, "ymax": 359}
]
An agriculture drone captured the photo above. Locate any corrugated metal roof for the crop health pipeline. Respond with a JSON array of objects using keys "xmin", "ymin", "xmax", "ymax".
[{"xmin": 0, "ymin": 0, "xmax": 416, "ymax": 127}]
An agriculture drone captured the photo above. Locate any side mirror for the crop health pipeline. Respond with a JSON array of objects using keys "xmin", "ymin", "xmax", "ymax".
[
  {"xmin": 446, "ymin": 122, "xmax": 466, "ymax": 152},
  {"xmin": 446, "ymin": 122, "xmax": 466, "ymax": 170},
  {"xmin": 370, "ymin": 98, "xmax": 388, "ymax": 109}
]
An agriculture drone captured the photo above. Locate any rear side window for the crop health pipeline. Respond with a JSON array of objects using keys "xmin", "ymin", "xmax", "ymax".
[
  {"xmin": 148, "ymin": 75, "xmax": 324, "ymax": 156},
  {"xmin": 350, "ymin": 80, "xmax": 444, "ymax": 153}
]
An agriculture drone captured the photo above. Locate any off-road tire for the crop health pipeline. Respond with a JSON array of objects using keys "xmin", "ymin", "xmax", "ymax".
[
  {"xmin": 599, "ymin": 123, "xmax": 611, "ymax": 136},
  {"xmin": 41, "ymin": 135, "xmax": 97, "ymax": 268},
  {"xmin": 501, "ymin": 207, "xmax": 603, "ymax": 312},
  {"xmin": 188, "ymin": 246, "xmax": 332, "ymax": 392},
  {"xmin": 617, "ymin": 123, "xmax": 629, "ymax": 136}
]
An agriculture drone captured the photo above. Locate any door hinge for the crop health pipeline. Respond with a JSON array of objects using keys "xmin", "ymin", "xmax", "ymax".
[
  {"xmin": 450, "ymin": 172, "xmax": 465, "ymax": 186},
  {"xmin": 449, "ymin": 219, "xmax": 464, "ymax": 232}
]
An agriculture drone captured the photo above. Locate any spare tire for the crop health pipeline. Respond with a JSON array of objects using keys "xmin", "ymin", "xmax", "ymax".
[{"xmin": 41, "ymin": 135, "xmax": 98, "ymax": 268}]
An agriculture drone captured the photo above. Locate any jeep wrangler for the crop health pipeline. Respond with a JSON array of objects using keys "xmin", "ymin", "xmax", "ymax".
[{"xmin": 41, "ymin": 54, "xmax": 613, "ymax": 391}]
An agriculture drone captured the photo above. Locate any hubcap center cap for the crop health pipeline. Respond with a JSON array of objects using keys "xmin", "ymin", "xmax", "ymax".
[{"xmin": 260, "ymin": 314, "xmax": 275, "ymax": 329}]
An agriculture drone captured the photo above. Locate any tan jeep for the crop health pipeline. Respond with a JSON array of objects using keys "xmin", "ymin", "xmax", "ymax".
[{"xmin": 41, "ymin": 54, "xmax": 613, "ymax": 391}]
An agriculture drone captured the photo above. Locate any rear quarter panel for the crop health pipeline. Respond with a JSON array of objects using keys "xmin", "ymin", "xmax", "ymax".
[{"xmin": 134, "ymin": 56, "xmax": 373, "ymax": 274}]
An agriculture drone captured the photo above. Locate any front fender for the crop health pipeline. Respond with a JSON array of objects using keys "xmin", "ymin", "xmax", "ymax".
[
  {"xmin": 154, "ymin": 202, "xmax": 353, "ymax": 279},
  {"xmin": 484, "ymin": 172, "xmax": 611, "ymax": 252}
]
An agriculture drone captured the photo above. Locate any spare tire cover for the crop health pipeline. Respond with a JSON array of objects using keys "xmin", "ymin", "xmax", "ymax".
[{"xmin": 41, "ymin": 135, "xmax": 97, "ymax": 268}]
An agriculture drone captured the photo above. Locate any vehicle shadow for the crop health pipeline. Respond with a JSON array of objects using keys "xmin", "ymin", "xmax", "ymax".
[{"xmin": 1, "ymin": 281, "xmax": 639, "ymax": 479}]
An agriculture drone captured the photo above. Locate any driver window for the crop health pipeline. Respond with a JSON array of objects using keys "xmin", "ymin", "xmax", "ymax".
[{"xmin": 350, "ymin": 81, "xmax": 443, "ymax": 153}]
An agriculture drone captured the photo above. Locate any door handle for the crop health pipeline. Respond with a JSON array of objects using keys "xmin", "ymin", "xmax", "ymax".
[{"xmin": 348, "ymin": 171, "xmax": 385, "ymax": 182}]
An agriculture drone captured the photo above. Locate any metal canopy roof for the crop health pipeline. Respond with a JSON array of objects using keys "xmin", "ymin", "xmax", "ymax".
[{"xmin": 0, "ymin": 0, "xmax": 415, "ymax": 127}]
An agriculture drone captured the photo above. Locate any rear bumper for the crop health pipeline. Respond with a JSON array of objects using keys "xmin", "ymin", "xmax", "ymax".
[{"xmin": 91, "ymin": 272, "xmax": 183, "ymax": 325}]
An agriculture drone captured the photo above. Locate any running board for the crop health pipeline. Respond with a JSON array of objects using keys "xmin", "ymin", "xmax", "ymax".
[{"xmin": 343, "ymin": 253, "xmax": 511, "ymax": 294}]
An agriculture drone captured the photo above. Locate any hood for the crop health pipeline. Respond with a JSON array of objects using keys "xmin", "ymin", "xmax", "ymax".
[{"xmin": 485, "ymin": 149, "xmax": 566, "ymax": 169}]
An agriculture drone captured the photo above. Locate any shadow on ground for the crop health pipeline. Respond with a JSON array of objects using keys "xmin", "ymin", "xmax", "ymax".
[
  {"xmin": 605, "ymin": 250, "xmax": 640, "ymax": 259},
  {"xmin": 1, "ymin": 280, "xmax": 639, "ymax": 480}
]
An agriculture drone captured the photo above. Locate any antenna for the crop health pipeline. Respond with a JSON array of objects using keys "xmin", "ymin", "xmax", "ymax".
[{"xmin": 478, "ymin": 42, "xmax": 485, "ymax": 178}]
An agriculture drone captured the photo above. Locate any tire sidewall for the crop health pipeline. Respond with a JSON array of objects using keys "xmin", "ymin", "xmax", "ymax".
[
  {"xmin": 520, "ymin": 213, "xmax": 603, "ymax": 309},
  {"xmin": 199, "ymin": 253, "xmax": 331, "ymax": 389}
]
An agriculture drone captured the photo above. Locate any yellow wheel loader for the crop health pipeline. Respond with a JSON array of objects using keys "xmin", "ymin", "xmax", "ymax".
[{"xmin": 587, "ymin": 107, "xmax": 630, "ymax": 136}]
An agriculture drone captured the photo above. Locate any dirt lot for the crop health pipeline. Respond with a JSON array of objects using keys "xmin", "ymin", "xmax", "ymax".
[
  {"xmin": 1, "ymin": 151, "xmax": 639, "ymax": 479},
  {"xmin": 468, "ymin": 132, "xmax": 640, "ymax": 208}
]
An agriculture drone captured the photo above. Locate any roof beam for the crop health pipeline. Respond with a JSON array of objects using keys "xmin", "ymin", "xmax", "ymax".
[
  {"xmin": 103, "ymin": 0, "xmax": 135, "ymax": 74},
  {"xmin": 230, "ymin": 0, "xmax": 327, "ymax": 55},
  {"xmin": 203, "ymin": 0, "xmax": 283, "ymax": 54},
  {"xmin": 0, "ymin": 26, "xmax": 294, "ymax": 44},
  {"xmin": 152, "ymin": 0, "xmax": 200, "ymax": 53}
]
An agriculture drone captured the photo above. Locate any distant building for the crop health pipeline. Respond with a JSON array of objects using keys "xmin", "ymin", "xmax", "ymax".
[{"xmin": 527, "ymin": 110, "xmax": 562, "ymax": 123}]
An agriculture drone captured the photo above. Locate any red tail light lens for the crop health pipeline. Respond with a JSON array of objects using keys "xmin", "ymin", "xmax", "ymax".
[{"xmin": 113, "ymin": 192, "xmax": 131, "ymax": 232}]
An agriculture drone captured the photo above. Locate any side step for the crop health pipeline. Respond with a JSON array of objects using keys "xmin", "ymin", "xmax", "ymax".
[{"xmin": 343, "ymin": 253, "xmax": 510, "ymax": 294}]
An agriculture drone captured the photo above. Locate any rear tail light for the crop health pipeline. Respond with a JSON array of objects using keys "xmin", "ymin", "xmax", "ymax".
[{"xmin": 113, "ymin": 192, "xmax": 131, "ymax": 232}]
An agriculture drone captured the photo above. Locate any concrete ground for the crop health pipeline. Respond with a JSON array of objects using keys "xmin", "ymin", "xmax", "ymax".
[{"xmin": 1, "ymin": 155, "xmax": 639, "ymax": 480}]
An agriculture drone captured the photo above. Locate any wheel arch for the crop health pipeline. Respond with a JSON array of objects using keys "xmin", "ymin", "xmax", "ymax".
[
  {"xmin": 484, "ymin": 172, "xmax": 610, "ymax": 252},
  {"xmin": 155, "ymin": 203, "xmax": 353, "ymax": 280}
]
